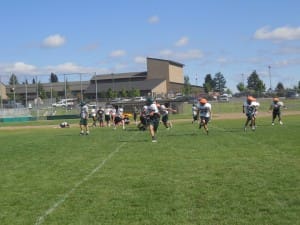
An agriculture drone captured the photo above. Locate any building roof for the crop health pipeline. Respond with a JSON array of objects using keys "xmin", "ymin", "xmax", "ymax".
[
  {"xmin": 85, "ymin": 79, "xmax": 164, "ymax": 93},
  {"xmin": 147, "ymin": 57, "xmax": 185, "ymax": 67},
  {"xmin": 91, "ymin": 72, "xmax": 147, "ymax": 81},
  {"xmin": 7, "ymin": 81, "xmax": 90, "ymax": 93}
]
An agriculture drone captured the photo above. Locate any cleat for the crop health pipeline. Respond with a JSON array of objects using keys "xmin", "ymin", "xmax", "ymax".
[
  {"xmin": 152, "ymin": 136, "xmax": 157, "ymax": 142},
  {"xmin": 272, "ymin": 122, "xmax": 274, "ymax": 126},
  {"xmin": 279, "ymin": 121, "xmax": 283, "ymax": 125}
]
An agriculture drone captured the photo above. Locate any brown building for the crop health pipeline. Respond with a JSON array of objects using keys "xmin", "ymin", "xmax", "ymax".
[
  {"xmin": 3, "ymin": 57, "xmax": 203, "ymax": 105},
  {"xmin": 85, "ymin": 57, "xmax": 202, "ymax": 98}
]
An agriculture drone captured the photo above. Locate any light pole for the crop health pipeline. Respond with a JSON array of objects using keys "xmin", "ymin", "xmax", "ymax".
[
  {"xmin": 0, "ymin": 75, "xmax": 3, "ymax": 109},
  {"xmin": 268, "ymin": 65, "xmax": 272, "ymax": 91},
  {"xmin": 241, "ymin": 73, "xmax": 245, "ymax": 86},
  {"xmin": 95, "ymin": 72, "xmax": 98, "ymax": 105},
  {"xmin": 112, "ymin": 73, "xmax": 115, "ymax": 93},
  {"xmin": 80, "ymin": 73, "xmax": 83, "ymax": 102},
  {"xmin": 25, "ymin": 82, "xmax": 28, "ymax": 108},
  {"xmin": 36, "ymin": 75, "xmax": 39, "ymax": 118},
  {"xmin": 12, "ymin": 73, "xmax": 16, "ymax": 107},
  {"xmin": 64, "ymin": 74, "xmax": 67, "ymax": 112}
]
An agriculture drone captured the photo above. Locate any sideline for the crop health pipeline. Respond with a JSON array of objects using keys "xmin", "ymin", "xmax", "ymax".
[{"xmin": 34, "ymin": 132, "xmax": 136, "ymax": 225}]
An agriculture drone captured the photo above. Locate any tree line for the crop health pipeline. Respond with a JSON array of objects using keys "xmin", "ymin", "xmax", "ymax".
[{"xmin": 183, "ymin": 71, "xmax": 300, "ymax": 97}]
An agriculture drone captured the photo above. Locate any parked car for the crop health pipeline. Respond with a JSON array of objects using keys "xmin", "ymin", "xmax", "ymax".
[
  {"xmin": 286, "ymin": 91, "xmax": 299, "ymax": 99},
  {"xmin": 219, "ymin": 94, "xmax": 229, "ymax": 102},
  {"xmin": 111, "ymin": 98, "xmax": 122, "ymax": 103},
  {"xmin": 133, "ymin": 96, "xmax": 146, "ymax": 102},
  {"xmin": 52, "ymin": 99, "xmax": 75, "ymax": 107}
]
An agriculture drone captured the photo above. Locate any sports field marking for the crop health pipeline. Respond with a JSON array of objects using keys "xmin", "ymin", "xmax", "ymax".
[{"xmin": 34, "ymin": 132, "xmax": 137, "ymax": 225}]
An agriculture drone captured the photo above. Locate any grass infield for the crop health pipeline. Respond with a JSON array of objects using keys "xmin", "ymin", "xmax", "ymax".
[{"xmin": 0, "ymin": 113, "xmax": 299, "ymax": 224}]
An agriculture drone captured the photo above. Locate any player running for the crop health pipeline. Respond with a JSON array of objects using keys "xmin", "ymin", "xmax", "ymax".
[
  {"xmin": 196, "ymin": 98, "xmax": 212, "ymax": 135},
  {"xmin": 192, "ymin": 103, "xmax": 198, "ymax": 124},
  {"xmin": 160, "ymin": 103, "xmax": 176, "ymax": 130},
  {"xmin": 113, "ymin": 105, "xmax": 125, "ymax": 130},
  {"xmin": 145, "ymin": 98, "xmax": 160, "ymax": 142}
]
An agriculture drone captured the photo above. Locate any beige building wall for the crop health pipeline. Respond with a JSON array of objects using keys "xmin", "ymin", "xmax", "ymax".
[
  {"xmin": 147, "ymin": 58, "xmax": 169, "ymax": 81},
  {"xmin": 168, "ymin": 64, "xmax": 184, "ymax": 83},
  {"xmin": 168, "ymin": 82, "xmax": 184, "ymax": 95},
  {"xmin": 147, "ymin": 58, "xmax": 184, "ymax": 89},
  {"xmin": 0, "ymin": 82, "xmax": 8, "ymax": 100},
  {"xmin": 151, "ymin": 80, "xmax": 167, "ymax": 97}
]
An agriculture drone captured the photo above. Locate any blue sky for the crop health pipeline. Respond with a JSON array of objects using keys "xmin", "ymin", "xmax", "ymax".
[{"xmin": 0, "ymin": 0, "xmax": 300, "ymax": 92}]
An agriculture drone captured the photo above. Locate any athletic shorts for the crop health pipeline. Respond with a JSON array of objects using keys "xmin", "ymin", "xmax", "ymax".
[
  {"xmin": 200, "ymin": 116, "xmax": 210, "ymax": 124},
  {"xmin": 80, "ymin": 118, "xmax": 88, "ymax": 126}
]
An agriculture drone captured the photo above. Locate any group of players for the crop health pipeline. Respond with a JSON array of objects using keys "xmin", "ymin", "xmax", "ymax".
[
  {"xmin": 73, "ymin": 95, "xmax": 285, "ymax": 141},
  {"xmin": 193, "ymin": 95, "xmax": 285, "ymax": 133},
  {"xmin": 76, "ymin": 98, "xmax": 177, "ymax": 142},
  {"xmin": 242, "ymin": 96, "xmax": 285, "ymax": 131}
]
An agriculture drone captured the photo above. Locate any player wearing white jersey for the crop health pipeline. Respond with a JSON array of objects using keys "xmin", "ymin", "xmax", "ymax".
[
  {"xmin": 243, "ymin": 96, "xmax": 259, "ymax": 131},
  {"xmin": 196, "ymin": 98, "xmax": 212, "ymax": 135},
  {"xmin": 192, "ymin": 104, "xmax": 198, "ymax": 123},
  {"xmin": 90, "ymin": 106, "xmax": 97, "ymax": 127},
  {"xmin": 145, "ymin": 98, "xmax": 160, "ymax": 142},
  {"xmin": 160, "ymin": 103, "xmax": 176, "ymax": 129},
  {"xmin": 79, "ymin": 102, "xmax": 89, "ymax": 135},
  {"xmin": 104, "ymin": 106, "xmax": 112, "ymax": 127},
  {"xmin": 269, "ymin": 97, "xmax": 285, "ymax": 125},
  {"xmin": 113, "ymin": 106, "xmax": 125, "ymax": 130}
]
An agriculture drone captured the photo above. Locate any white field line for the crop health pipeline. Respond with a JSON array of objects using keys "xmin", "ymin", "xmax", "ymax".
[{"xmin": 34, "ymin": 136, "xmax": 132, "ymax": 225}]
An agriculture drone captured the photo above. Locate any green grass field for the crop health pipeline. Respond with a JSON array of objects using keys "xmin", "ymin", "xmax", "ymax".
[{"xmin": 0, "ymin": 108, "xmax": 300, "ymax": 224}]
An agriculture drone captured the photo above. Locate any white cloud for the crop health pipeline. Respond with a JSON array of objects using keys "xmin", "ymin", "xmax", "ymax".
[
  {"xmin": 159, "ymin": 49, "xmax": 173, "ymax": 57},
  {"xmin": 46, "ymin": 62, "xmax": 87, "ymax": 74},
  {"xmin": 216, "ymin": 57, "xmax": 231, "ymax": 64},
  {"xmin": 254, "ymin": 26, "xmax": 300, "ymax": 41},
  {"xmin": 175, "ymin": 37, "xmax": 189, "ymax": 47},
  {"xmin": 160, "ymin": 49, "xmax": 203, "ymax": 60},
  {"xmin": 176, "ymin": 49, "xmax": 204, "ymax": 60},
  {"xmin": 45, "ymin": 62, "xmax": 111, "ymax": 75},
  {"xmin": 1, "ymin": 62, "xmax": 37, "ymax": 74},
  {"xmin": 110, "ymin": 49, "xmax": 126, "ymax": 57},
  {"xmin": 148, "ymin": 15, "xmax": 159, "ymax": 24},
  {"xmin": 134, "ymin": 56, "xmax": 146, "ymax": 64},
  {"xmin": 274, "ymin": 58, "xmax": 300, "ymax": 67},
  {"xmin": 41, "ymin": 34, "xmax": 66, "ymax": 48}
]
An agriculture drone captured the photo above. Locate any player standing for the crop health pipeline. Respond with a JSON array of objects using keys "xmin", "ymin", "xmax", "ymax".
[
  {"xmin": 79, "ymin": 102, "xmax": 89, "ymax": 135},
  {"xmin": 269, "ymin": 97, "xmax": 285, "ymax": 125},
  {"xmin": 243, "ymin": 96, "xmax": 259, "ymax": 131}
]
